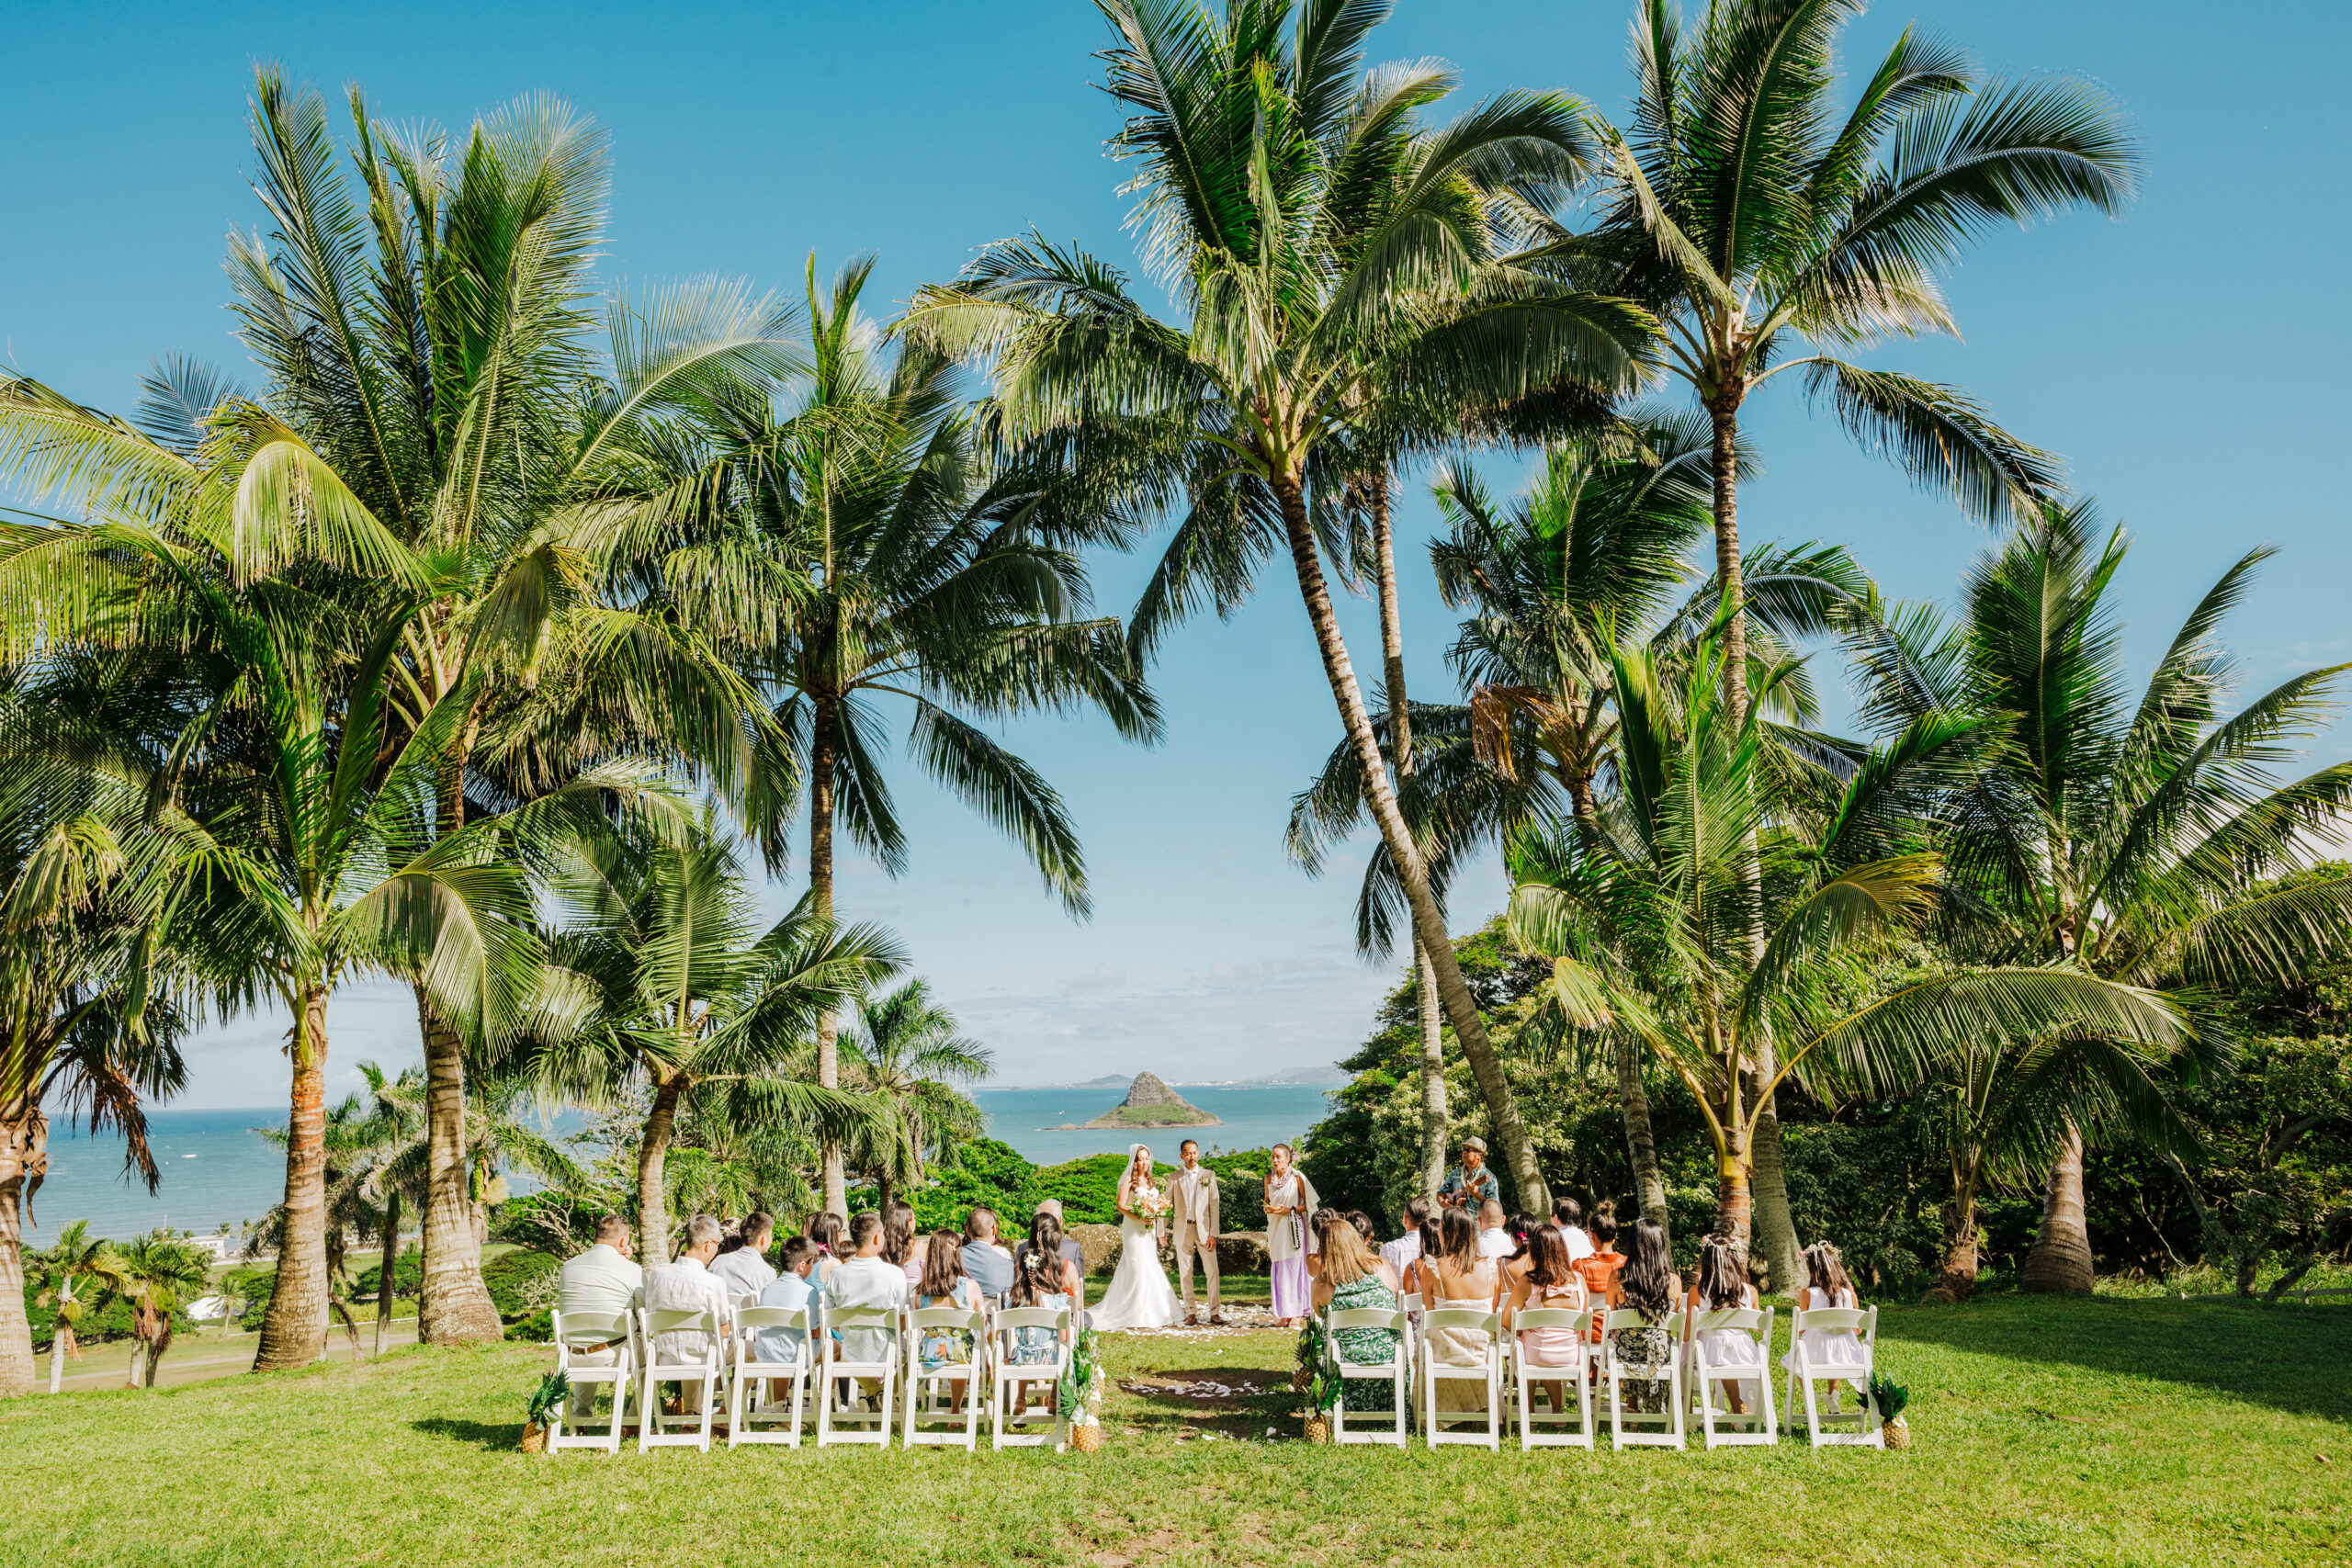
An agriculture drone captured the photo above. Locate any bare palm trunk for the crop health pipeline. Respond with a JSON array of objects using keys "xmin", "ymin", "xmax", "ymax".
[
  {"xmin": 374, "ymin": 1189, "xmax": 401, "ymax": 1359},
  {"xmin": 255, "ymin": 987, "xmax": 331, "ymax": 1370},
  {"xmin": 636, "ymin": 1077, "xmax": 683, "ymax": 1266},
  {"xmin": 1928, "ymin": 1168, "xmax": 1982, "ymax": 1303},
  {"xmin": 1272, "ymin": 471, "xmax": 1549, "ymax": 1212},
  {"xmin": 876, "ymin": 1168, "xmax": 893, "ymax": 1216},
  {"xmin": 1747, "ymin": 1080, "xmax": 1803, "ymax": 1294},
  {"xmin": 2021, "ymin": 1120, "xmax": 2096, "ymax": 1293},
  {"xmin": 415, "ymin": 993, "xmax": 500, "ymax": 1345},
  {"xmin": 810, "ymin": 695, "xmax": 847, "ymax": 1220},
  {"xmin": 1415, "ymin": 949, "xmax": 1447, "ymax": 1199},
  {"xmin": 141, "ymin": 1314, "xmax": 174, "ymax": 1387},
  {"xmin": 1615, "ymin": 1042, "xmax": 1668, "ymax": 1235},
  {"xmin": 1709, "ymin": 393, "xmax": 1750, "ymax": 730},
  {"xmin": 0, "ymin": 1106, "xmax": 40, "ymax": 1396},
  {"xmin": 1714, "ymin": 1150, "xmax": 1752, "ymax": 1250}
]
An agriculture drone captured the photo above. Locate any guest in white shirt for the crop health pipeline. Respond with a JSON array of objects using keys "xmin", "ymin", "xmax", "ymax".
[
  {"xmin": 1476, "ymin": 1198, "xmax": 1515, "ymax": 1259},
  {"xmin": 638, "ymin": 1213, "xmax": 733, "ymax": 1411},
  {"xmin": 709, "ymin": 1212, "xmax": 778, "ymax": 1303},
  {"xmin": 1551, "ymin": 1196, "xmax": 1595, "ymax": 1262},
  {"xmin": 1380, "ymin": 1196, "xmax": 1432, "ymax": 1280},
  {"xmin": 555, "ymin": 1214, "xmax": 641, "ymax": 1416},
  {"xmin": 821, "ymin": 1211, "xmax": 909, "ymax": 1377}
]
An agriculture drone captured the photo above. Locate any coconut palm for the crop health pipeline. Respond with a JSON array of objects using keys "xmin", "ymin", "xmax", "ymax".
[
  {"xmin": 519, "ymin": 826, "xmax": 902, "ymax": 1260},
  {"xmin": 1848, "ymin": 502, "xmax": 2352, "ymax": 1292},
  {"xmin": 627, "ymin": 257, "xmax": 1158, "ymax": 1217},
  {"xmin": 1505, "ymin": 619, "xmax": 2191, "ymax": 1244},
  {"xmin": 215, "ymin": 71, "xmax": 798, "ymax": 1346},
  {"xmin": 91, "ymin": 1231, "xmax": 212, "ymax": 1388},
  {"xmin": 910, "ymin": 0, "xmax": 1659, "ymax": 1210},
  {"xmin": 341, "ymin": 1063, "xmax": 422, "ymax": 1355},
  {"xmin": 25, "ymin": 1220, "xmax": 121, "ymax": 1393},
  {"xmin": 843, "ymin": 978, "xmax": 993, "ymax": 1212}
]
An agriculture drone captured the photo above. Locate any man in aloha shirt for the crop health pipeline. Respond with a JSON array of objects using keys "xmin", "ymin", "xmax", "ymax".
[{"xmin": 1438, "ymin": 1136, "xmax": 1501, "ymax": 1211}]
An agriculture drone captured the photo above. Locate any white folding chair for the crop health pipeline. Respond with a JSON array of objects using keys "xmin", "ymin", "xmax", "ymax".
[
  {"xmin": 903, "ymin": 1305, "xmax": 986, "ymax": 1450},
  {"xmin": 636, "ymin": 1307, "xmax": 725, "ymax": 1452},
  {"xmin": 989, "ymin": 1307, "xmax": 1070, "ymax": 1450},
  {"xmin": 1784, "ymin": 1304, "xmax": 1880, "ymax": 1447},
  {"xmin": 1419, "ymin": 1308, "xmax": 1502, "ymax": 1450},
  {"xmin": 816, "ymin": 1307, "xmax": 899, "ymax": 1448},
  {"xmin": 1323, "ymin": 1308, "xmax": 1410, "ymax": 1447},
  {"xmin": 727, "ymin": 1306, "xmax": 814, "ymax": 1449},
  {"xmin": 1509, "ymin": 1308, "xmax": 1594, "ymax": 1450},
  {"xmin": 1600, "ymin": 1308, "xmax": 1684, "ymax": 1450},
  {"xmin": 548, "ymin": 1310, "xmax": 633, "ymax": 1455},
  {"xmin": 1687, "ymin": 1305, "xmax": 1777, "ymax": 1448}
]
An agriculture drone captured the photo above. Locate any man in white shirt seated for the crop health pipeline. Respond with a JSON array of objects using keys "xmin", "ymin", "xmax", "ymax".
[
  {"xmin": 820, "ymin": 1211, "xmax": 908, "ymax": 1393},
  {"xmin": 638, "ymin": 1213, "xmax": 733, "ymax": 1412},
  {"xmin": 1550, "ymin": 1196, "xmax": 1595, "ymax": 1262},
  {"xmin": 708, "ymin": 1211, "xmax": 777, "ymax": 1304},
  {"xmin": 1476, "ymin": 1199, "xmax": 1515, "ymax": 1259},
  {"xmin": 555, "ymin": 1214, "xmax": 641, "ymax": 1416},
  {"xmin": 1380, "ymin": 1195, "xmax": 1431, "ymax": 1280}
]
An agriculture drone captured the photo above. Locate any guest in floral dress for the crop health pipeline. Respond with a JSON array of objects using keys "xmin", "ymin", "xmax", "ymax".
[
  {"xmin": 914, "ymin": 1230, "xmax": 979, "ymax": 1413},
  {"xmin": 1610, "ymin": 1219, "xmax": 1679, "ymax": 1414},
  {"xmin": 1310, "ymin": 1218, "xmax": 1404, "ymax": 1411}
]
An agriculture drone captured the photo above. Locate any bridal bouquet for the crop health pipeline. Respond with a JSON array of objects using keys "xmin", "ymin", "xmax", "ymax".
[{"xmin": 1128, "ymin": 1182, "xmax": 1171, "ymax": 1223}]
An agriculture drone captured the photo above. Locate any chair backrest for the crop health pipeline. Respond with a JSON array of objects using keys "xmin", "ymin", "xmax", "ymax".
[
  {"xmin": 641, "ymin": 1307, "xmax": 719, "ymax": 1338},
  {"xmin": 1602, "ymin": 1307, "xmax": 1678, "ymax": 1334},
  {"xmin": 1793, "ymin": 1306, "xmax": 1868, "ymax": 1336},
  {"xmin": 1327, "ymin": 1308, "xmax": 1407, "ymax": 1334},
  {"xmin": 993, "ymin": 1307, "xmax": 1069, "ymax": 1334},
  {"xmin": 732, "ymin": 1306, "xmax": 808, "ymax": 1333},
  {"xmin": 1399, "ymin": 1291, "xmax": 1424, "ymax": 1314},
  {"xmin": 553, "ymin": 1310, "xmax": 630, "ymax": 1348},
  {"xmin": 1690, "ymin": 1306, "xmax": 1767, "ymax": 1337},
  {"xmin": 1512, "ymin": 1307, "xmax": 1586, "ymax": 1332},
  {"xmin": 827, "ymin": 1307, "xmax": 898, "ymax": 1333},
  {"xmin": 908, "ymin": 1305, "xmax": 985, "ymax": 1334},
  {"xmin": 1422, "ymin": 1307, "xmax": 1498, "ymax": 1334}
]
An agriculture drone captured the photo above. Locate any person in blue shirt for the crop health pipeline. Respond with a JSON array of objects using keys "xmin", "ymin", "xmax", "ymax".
[
  {"xmin": 753, "ymin": 1235, "xmax": 823, "ymax": 1364},
  {"xmin": 1438, "ymin": 1136, "xmax": 1501, "ymax": 1213}
]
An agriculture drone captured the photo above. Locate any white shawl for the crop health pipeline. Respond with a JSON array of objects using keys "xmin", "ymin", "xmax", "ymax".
[{"xmin": 1263, "ymin": 1167, "xmax": 1320, "ymax": 1263}]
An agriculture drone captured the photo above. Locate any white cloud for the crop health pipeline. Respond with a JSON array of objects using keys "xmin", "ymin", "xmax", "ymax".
[{"xmin": 1059, "ymin": 964, "xmax": 1128, "ymax": 996}]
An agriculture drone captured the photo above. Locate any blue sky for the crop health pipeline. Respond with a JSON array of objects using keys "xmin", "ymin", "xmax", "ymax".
[{"xmin": 6, "ymin": 1, "xmax": 2348, "ymax": 1106}]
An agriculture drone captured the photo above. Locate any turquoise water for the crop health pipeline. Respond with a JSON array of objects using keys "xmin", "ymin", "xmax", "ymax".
[{"xmin": 22, "ymin": 1085, "xmax": 1342, "ymax": 1242}]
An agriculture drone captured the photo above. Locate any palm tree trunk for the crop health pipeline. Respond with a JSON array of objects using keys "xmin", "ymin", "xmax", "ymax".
[
  {"xmin": 1747, "ymin": 1083, "xmax": 1803, "ymax": 1294},
  {"xmin": 414, "ymin": 991, "xmax": 500, "ymax": 1345},
  {"xmin": 374, "ymin": 1189, "xmax": 400, "ymax": 1359},
  {"xmin": 1709, "ymin": 392, "xmax": 1750, "ymax": 730},
  {"xmin": 809, "ymin": 695, "xmax": 847, "ymax": 1220},
  {"xmin": 2021, "ymin": 1120, "xmax": 2097, "ymax": 1292},
  {"xmin": 1271, "ymin": 471, "xmax": 1550, "ymax": 1212},
  {"xmin": 254, "ymin": 986, "xmax": 331, "ymax": 1371},
  {"xmin": 0, "ymin": 1106, "xmax": 40, "ymax": 1396},
  {"xmin": 1615, "ymin": 1041, "xmax": 1668, "ymax": 1235},
  {"xmin": 1714, "ymin": 1145, "xmax": 1753, "ymax": 1249},
  {"xmin": 1928, "ymin": 1166, "xmax": 1983, "ymax": 1303},
  {"xmin": 1368, "ymin": 475, "xmax": 1450, "ymax": 1202},
  {"xmin": 143, "ymin": 1315, "xmax": 173, "ymax": 1387},
  {"xmin": 636, "ymin": 1077, "xmax": 684, "ymax": 1266},
  {"xmin": 876, "ymin": 1168, "xmax": 893, "ymax": 1216}
]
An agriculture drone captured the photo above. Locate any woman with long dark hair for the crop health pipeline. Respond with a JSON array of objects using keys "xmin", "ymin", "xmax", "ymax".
[{"xmin": 1610, "ymin": 1219, "xmax": 1678, "ymax": 1414}]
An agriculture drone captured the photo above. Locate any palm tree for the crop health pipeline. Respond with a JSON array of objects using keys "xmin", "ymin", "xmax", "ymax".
[
  {"xmin": 843, "ymin": 978, "xmax": 993, "ymax": 1212},
  {"xmin": 1521, "ymin": 0, "xmax": 2139, "ymax": 1285},
  {"xmin": 910, "ymin": 0, "xmax": 1659, "ymax": 1211},
  {"xmin": 96, "ymin": 1231, "xmax": 211, "ymax": 1388},
  {"xmin": 25, "ymin": 1220, "xmax": 120, "ymax": 1393},
  {"xmin": 219, "ymin": 71, "xmax": 797, "ymax": 1346},
  {"xmin": 1506, "ymin": 620, "xmax": 2191, "ymax": 1244},
  {"xmin": 1849, "ymin": 502, "xmax": 2352, "ymax": 1292},
  {"xmin": 628, "ymin": 257, "xmax": 1159, "ymax": 1217},
  {"xmin": 520, "ymin": 826, "xmax": 901, "ymax": 1261},
  {"xmin": 0, "ymin": 792, "xmax": 189, "ymax": 1396}
]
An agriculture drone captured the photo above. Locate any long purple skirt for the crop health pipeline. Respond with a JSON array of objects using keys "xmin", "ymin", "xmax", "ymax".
[{"xmin": 1271, "ymin": 1256, "xmax": 1312, "ymax": 1318}]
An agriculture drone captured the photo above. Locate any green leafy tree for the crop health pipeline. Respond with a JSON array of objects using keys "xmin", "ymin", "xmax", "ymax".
[
  {"xmin": 88, "ymin": 1231, "xmax": 210, "ymax": 1388},
  {"xmin": 843, "ymin": 978, "xmax": 993, "ymax": 1212}
]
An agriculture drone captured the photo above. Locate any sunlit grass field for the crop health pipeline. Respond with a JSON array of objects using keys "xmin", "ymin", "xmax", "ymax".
[{"xmin": 4, "ymin": 1293, "xmax": 2345, "ymax": 1567}]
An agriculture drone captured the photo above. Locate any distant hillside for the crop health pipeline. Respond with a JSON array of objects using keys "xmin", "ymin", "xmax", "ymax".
[{"xmin": 1079, "ymin": 1072, "xmax": 1222, "ymax": 1128}]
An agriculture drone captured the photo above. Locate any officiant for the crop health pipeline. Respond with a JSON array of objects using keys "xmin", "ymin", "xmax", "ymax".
[
  {"xmin": 1170, "ymin": 1138, "xmax": 1225, "ymax": 1327},
  {"xmin": 1263, "ymin": 1143, "xmax": 1320, "ymax": 1328}
]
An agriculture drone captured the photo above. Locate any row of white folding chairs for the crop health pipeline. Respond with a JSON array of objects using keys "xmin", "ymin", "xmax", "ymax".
[
  {"xmin": 1321, "ymin": 1301, "xmax": 1877, "ymax": 1451},
  {"xmin": 548, "ymin": 1303, "xmax": 1078, "ymax": 1455}
]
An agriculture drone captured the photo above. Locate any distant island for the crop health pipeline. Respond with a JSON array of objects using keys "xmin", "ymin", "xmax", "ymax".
[{"xmin": 1079, "ymin": 1072, "xmax": 1223, "ymax": 1129}]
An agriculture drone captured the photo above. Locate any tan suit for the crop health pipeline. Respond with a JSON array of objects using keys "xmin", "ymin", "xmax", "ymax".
[{"xmin": 1170, "ymin": 1163, "xmax": 1222, "ymax": 1316}]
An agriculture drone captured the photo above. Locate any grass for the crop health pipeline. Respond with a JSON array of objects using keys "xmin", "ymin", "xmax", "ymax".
[{"xmin": 2, "ymin": 1294, "xmax": 2345, "ymax": 1567}]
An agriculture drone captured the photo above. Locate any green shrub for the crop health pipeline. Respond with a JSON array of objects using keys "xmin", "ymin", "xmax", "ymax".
[
  {"xmin": 480, "ymin": 1250, "xmax": 561, "ymax": 1319},
  {"xmin": 910, "ymin": 1139, "xmax": 1036, "ymax": 1233},
  {"xmin": 348, "ymin": 1246, "xmax": 423, "ymax": 1300},
  {"xmin": 1031, "ymin": 1153, "xmax": 1134, "ymax": 1225}
]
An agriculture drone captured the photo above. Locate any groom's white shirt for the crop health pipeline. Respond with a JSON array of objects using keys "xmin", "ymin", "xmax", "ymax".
[{"xmin": 1171, "ymin": 1163, "xmax": 1221, "ymax": 1232}]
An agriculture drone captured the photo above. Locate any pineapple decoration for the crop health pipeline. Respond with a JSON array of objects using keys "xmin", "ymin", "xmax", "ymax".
[
  {"xmin": 1870, "ymin": 1373, "xmax": 1912, "ymax": 1450},
  {"xmin": 1062, "ymin": 1325, "xmax": 1107, "ymax": 1452},
  {"xmin": 521, "ymin": 1371, "xmax": 570, "ymax": 1454}
]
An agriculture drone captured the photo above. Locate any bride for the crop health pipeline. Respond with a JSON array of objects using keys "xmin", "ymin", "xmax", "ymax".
[{"xmin": 1087, "ymin": 1144, "xmax": 1183, "ymax": 1332}]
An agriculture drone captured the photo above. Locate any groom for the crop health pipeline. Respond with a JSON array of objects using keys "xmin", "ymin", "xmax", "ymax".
[{"xmin": 1171, "ymin": 1138, "xmax": 1225, "ymax": 1326}]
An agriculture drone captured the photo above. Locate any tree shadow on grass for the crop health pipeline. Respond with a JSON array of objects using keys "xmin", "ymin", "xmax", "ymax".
[
  {"xmin": 1883, "ymin": 1295, "xmax": 2352, "ymax": 1425},
  {"xmin": 413, "ymin": 1416, "xmax": 522, "ymax": 1450}
]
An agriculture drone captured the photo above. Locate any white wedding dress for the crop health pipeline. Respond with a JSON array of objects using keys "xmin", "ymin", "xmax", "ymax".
[{"xmin": 1088, "ymin": 1185, "xmax": 1183, "ymax": 1332}]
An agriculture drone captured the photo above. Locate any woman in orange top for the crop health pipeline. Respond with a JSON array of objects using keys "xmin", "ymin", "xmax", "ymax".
[{"xmin": 1569, "ymin": 1201, "xmax": 1626, "ymax": 1343}]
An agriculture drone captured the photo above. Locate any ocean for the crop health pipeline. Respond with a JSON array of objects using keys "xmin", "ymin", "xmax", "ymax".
[{"xmin": 21, "ymin": 1083, "xmax": 1342, "ymax": 1243}]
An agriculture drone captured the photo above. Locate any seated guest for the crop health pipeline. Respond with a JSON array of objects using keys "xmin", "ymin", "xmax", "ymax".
[
  {"xmin": 1781, "ymin": 1240, "xmax": 1868, "ymax": 1406},
  {"xmin": 1346, "ymin": 1210, "xmax": 1378, "ymax": 1247},
  {"xmin": 1001, "ymin": 1231, "xmax": 1078, "ymax": 1417},
  {"xmin": 555, "ymin": 1214, "xmax": 641, "ymax": 1416},
  {"xmin": 1410, "ymin": 1208, "xmax": 1500, "ymax": 1416},
  {"xmin": 1610, "ymin": 1219, "xmax": 1679, "ymax": 1415},
  {"xmin": 820, "ymin": 1211, "xmax": 909, "ymax": 1382},
  {"xmin": 1476, "ymin": 1198, "xmax": 1514, "ymax": 1259},
  {"xmin": 1685, "ymin": 1234, "xmax": 1760, "ymax": 1416},
  {"xmin": 915, "ymin": 1229, "xmax": 982, "ymax": 1413},
  {"xmin": 961, "ymin": 1207, "xmax": 1015, "ymax": 1303},
  {"xmin": 804, "ymin": 1211, "xmax": 846, "ymax": 1287},
  {"xmin": 1498, "ymin": 1212, "xmax": 1543, "ymax": 1289},
  {"xmin": 1502, "ymin": 1227, "xmax": 1589, "ymax": 1414},
  {"xmin": 753, "ymin": 1235, "xmax": 824, "ymax": 1362},
  {"xmin": 708, "ymin": 1211, "xmax": 776, "ymax": 1303},
  {"xmin": 1380, "ymin": 1196, "xmax": 1432, "ymax": 1280},
  {"xmin": 1015, "ymin": 1203, "xmax": 1087, "ymax": 1311},
  {"xmin": 1571, "ymin": 1202, "xmax": 1627, "ymax": 1340},
  {"xmin": 1309, "ymin": 1216, "xmax": 1403, "ymax": 1412},
  {"xmin": 1552, "ymin": 1196, "xmax": 1595, "ymax": 1261},
  {"xmin": 881, "ymin": 1200, "xmax": 921, "ymax": 1280},
  {"xmin": 637, "ymin": 1213, "xmax": 732, "ymax": 1412}
]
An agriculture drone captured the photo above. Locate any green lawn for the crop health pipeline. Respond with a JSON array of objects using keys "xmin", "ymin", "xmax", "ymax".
[{"xmin": 2, "ymin": 1295, "xmax": 2344, "ymax": 1566}]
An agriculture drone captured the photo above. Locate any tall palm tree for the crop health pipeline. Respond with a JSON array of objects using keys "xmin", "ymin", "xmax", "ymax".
[
  {"xmin": 220, "ymin": 71, "xmax": 797, "ymax": 1346},
  {"xmin": 843, "ymin": 978, "xmax": 993, "ymax": 1212},
  {"xmin": 632, "ymin": 257, "xmax": 1159, "ymax": 1217},
  {"xmin": 910, "ymin": 0, "xmax": 1659, "ymax": 1211},
  {"xmin": 1849, "ymin": 502, "xmax": 2352, "ymax": 1292},
  {"xmin": 520, "ymin": 826, "xmax": 901, "ymax": 1261},
  {"xmin": 1522, "ymin": 0, "xmax": 2139, "ymax": 1285},
  {"xmin": 1506, "ymin": 619, "xmax": 2189, "ymax": 1243}
]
